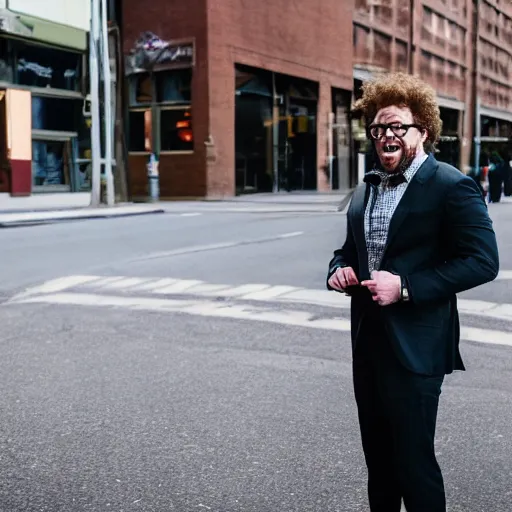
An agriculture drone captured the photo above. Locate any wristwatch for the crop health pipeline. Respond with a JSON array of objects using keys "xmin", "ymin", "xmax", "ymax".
[{"xmin": 401, "ymin": 277, "xmax": 410, "ymax": 302}]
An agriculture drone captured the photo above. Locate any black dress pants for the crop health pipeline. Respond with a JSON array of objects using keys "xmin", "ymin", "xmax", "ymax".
[{"xmin": 353, "ymin": 310, "xmax": 446, "ymax": 512}]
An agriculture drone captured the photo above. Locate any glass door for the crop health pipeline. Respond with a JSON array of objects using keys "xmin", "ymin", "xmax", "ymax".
[{"xmin": 32, "ymin": 131, "xmax": 79, "ymax": 192}]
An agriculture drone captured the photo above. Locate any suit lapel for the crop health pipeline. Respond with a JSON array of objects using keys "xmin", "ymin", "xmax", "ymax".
[
  {"xmin": 381, "ymin": 154, "xmax": 438, "ymax": 263},
  {"xmin": 348, "ymin": 183, "xmax": 371, "ymax": 280}
]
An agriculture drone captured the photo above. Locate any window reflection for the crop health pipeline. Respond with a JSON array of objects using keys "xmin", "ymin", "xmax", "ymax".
[
  {"xmin": 16, "ymin": 42, "xmax": 81, "ymax": 91},
  {"xmin": 130, "ymin": 73, "xmax": 153, "ymax": 105},
  {"xmin": 156, "ymin": 69, "xmax": 192, "ymax": 103},
  {"xmin": 32, "ymin": 140, "xmax": 70, "ymax": 186},
  {"xmin": 129, "ymin": 110, "xmax": 152, "ymax": 152},
  {"xmin": 32, "ymin": 96, "xmax": 81, "ymax": 131},
  {"xmin": 160, "ymin": 108, "xmax": 193, "ymax": 151}
]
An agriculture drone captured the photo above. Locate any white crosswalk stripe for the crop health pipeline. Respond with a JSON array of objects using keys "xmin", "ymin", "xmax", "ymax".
[{"xmin": 8, "ymin": 274, "xmax": 512, "ymax": 348}]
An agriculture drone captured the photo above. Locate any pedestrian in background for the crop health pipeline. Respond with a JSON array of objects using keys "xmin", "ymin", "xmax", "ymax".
[
  {"xmin": 488, "ymin": 151, "xmax": 505, "ymax": 203},
  {"xmin": 326, "ymin": 72, "xmax": 499, "ymax": 512}
]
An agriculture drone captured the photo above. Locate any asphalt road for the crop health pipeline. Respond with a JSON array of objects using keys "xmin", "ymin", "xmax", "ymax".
[{"xmin": 0, "ymin": 201, "xmax": 511, "ymax": 512}]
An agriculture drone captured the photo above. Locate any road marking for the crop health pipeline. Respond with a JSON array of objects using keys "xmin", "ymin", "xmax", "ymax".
[
  {"xmin": 496, "ymin": 270, "xmax": 512, "ymax": 281},
  {"xmin": 179, "ymin": 213, "xmax": 202, "ymax": 217},
  {"xmin": 16, "ymin": 275, "xmax": 101, "ymax": 299},
  {"xmin": 98, "ymin": 277, "xmax": 148, "ymax": 290},
  {"xmin": 154, "ymin": 279, "xmax": 204, "ymax": 294},
  {"xmin": 10, "ymin": 291, "xmax": 512, "ymax": 347},
  {"xmin": 461, "ymin": 326, "xmax": 512, "ymax": 347},
  {"xmin": 129, "ymin": 232, "xmax": 305, "ymax": 262},
  {"xmin": 241, "ymin": 285, "xmax": 299, "ymax": 300},
  {"xmin": 12, "ymin": 275, "xmax": 512, "ymax": 323},
  {"xmin": 13, "ymin": 292, "xmax": 351, "ymax": 332},
  {"xmin": 278, "ymin": 231, "xmax": 303, "ymax": 238},
  {"xmin": 213, "ymin": 284, "xmax": 272, "ymax": 297},
  {"xmin": 130, "ymin": 278, "xmax": 178, "ymax": 291},
  {"xmin": 92, "ymin": 276, "xmax": 131, "ymax": 288}
]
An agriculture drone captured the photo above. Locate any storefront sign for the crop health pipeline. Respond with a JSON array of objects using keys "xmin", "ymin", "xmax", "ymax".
[
  {"xmin": 125, "ymin": 31, "xmax": 194, "ymax": 75},
  {"xmin": 0, "ymin": 8, "xmax": 33, "ymax": 38}
]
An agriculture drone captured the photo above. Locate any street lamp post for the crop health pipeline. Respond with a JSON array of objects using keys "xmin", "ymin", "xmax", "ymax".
[
  {"xmin": 89, "ymin": 0, "xmax": 102, "ymax": 207},
  {"xmin": 100, "ymin": 0, "xmax": 114, "ymax": 206},
  {"xmin": 89, "ymin": 0, "xmax": 115, "ymax": 207}
]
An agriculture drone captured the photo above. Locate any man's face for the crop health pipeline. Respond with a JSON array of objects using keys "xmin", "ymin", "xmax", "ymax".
[{"xmin": 370, "ymin": 105, "xmax": 427, "ymax": 173}]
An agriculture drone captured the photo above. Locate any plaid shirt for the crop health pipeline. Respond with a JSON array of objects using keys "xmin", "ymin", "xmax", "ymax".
[{"xmin": 364, "ymin": 153, "xmax": 428, "ymax": 273}]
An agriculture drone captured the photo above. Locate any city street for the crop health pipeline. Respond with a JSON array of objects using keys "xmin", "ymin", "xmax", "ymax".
[{"xmin": 0, "ymin": 199, "xmax": 511, "ymax": 512}]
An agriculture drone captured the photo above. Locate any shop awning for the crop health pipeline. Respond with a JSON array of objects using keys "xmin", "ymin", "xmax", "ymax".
[
  {"xmin": 235, "ymin": 72, "xmax": 272, "ymax": 97},
  {"xmin": 0, "ymin": 8, "xmax": 87, "ymax": 50}
]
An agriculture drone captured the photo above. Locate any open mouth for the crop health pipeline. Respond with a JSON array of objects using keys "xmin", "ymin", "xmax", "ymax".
[{"xmin": 383, "ymin": 145, "xmax": 401, "ymax": 154}]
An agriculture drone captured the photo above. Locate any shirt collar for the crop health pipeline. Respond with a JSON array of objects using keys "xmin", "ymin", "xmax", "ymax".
[
  {"xmin": 364, "ymin": 152, "xmax": 429, "ymax": 188},
  {"xmin": 403, "ymin": 152, "xmax": 428, "ymax": 183}
]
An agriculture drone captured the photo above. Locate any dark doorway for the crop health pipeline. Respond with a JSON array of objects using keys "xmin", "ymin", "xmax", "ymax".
[{"xmin": 234, "ymin": 65, "xmax": 273, "ymax": 193}]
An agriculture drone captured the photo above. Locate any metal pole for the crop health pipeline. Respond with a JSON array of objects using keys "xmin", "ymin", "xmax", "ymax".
[
  {"xmin": 408, "ymin": 0, "xmax": 414, "ymax": 74},
  {"xmin": 473, "ymin": 0, "xmax": 481, "ymax": 182},
  {"xmin": 272, "ymin": 72, "xmax": 279, "ymax": 193},
  {"xmin": 328, "ymin": 112, "xmax": 334, "ymax": 190},
  {"xmin": 89, "ymin": 0, "xmax": 102, "ymax": 207},
  {"xmin": 100, "ymin": 0, "xmax": 115, "ymax": 205},
  {"xmin": 474, "ymin": 97, "xmax": 481, "ymax": 178}
]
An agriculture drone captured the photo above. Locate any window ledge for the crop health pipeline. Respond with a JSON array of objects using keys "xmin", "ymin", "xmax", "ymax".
[{"xmin": 160, "ymin": 150, "xmax": 194, "ymax": 155}]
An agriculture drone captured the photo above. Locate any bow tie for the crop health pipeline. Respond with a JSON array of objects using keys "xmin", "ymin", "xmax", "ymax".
[{"xmin": 364, "ymin": 170, "xmax": 407, "ymax": 189}]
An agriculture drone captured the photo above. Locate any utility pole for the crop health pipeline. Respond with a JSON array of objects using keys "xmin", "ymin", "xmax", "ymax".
[
  {"xmin": 473, "ymin": 0, "xmax": 481, "ymax": 175},
  {"xmin": 100, "ymin": 0, "xmax": 114, "ymax": 206},
  {"xmin": 408, "ymin": 0, "xmax": 415, "ymax": 74},
  {"xmin": 89, "ymin": 0, "xmax": 102, "ymax": 207}
]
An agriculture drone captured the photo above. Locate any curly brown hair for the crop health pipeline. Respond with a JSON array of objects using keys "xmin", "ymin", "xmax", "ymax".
[{"xmin": 353, "ymin": 72, "xmax": 442, "ymax": 153}]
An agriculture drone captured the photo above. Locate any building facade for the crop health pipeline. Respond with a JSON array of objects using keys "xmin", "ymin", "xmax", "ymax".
[
  {"xmin": 352, "ymin": 0, "xmax": 512, "ymax": 174},
  {"xmin": 121, "ymin": 0, "xmax": 355, "ymax": 199},
  {"xmin": 0, "ymin": 0, "xmax": 91, "ymax": 201},
  {"xmin": 474, "ymin": 0, "xmax": 512, "ymax": 170}
]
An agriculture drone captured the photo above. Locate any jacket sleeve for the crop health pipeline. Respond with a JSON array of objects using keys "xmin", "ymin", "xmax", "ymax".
[
  {"xmin": 406, "ymin": 176, "xmax": 499, "ymax": 305},
  {"xmin": 326, "ymin": 212, "xmax": 359, "ymax": 290}
]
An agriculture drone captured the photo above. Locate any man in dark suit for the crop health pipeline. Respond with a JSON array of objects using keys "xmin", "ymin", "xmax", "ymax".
[{"xmin": 327, "ymin": 73, "xmax": 499, "ymax": 512}]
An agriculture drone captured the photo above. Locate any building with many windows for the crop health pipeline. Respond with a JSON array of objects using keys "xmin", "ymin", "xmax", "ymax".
[
  {"xmin": 475, "ymin": 0, "xmax": 512, "ymax": 169},
  {"xmin": 352, "ymin": 0, "xmax": 512, "ymax": 174},
  {"xmin": 0, "ymin": 0, "xmax": 91, "ymax": 201}
]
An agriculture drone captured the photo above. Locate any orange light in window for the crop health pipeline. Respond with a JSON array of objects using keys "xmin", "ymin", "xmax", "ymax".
[
  {"xmin": 176, "ymin": 120, "xmax": 191, "ymax": 129},
  {"xmin": 178, "ymin": 129, "xmax": 193, "ymax": 143},
  {"xmin": 184, "ymin": 111, "xmax": 191, "ymax": 117}
]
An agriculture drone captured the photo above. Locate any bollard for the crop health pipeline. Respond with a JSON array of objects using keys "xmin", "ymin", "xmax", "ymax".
[{"xmin": 147, "ymin": 153, "xmax": 160, "ymax": 202}]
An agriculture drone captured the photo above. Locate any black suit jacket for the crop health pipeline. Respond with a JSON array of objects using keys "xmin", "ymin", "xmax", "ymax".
[{"xmin": 327, "ymin": 154, "xmax": 499, "ymax": 376}]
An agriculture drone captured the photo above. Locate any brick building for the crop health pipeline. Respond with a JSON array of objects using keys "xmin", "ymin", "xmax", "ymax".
[
  {"xmin": 475, "ymin": 0, "xmax": 512, "ymax": 169},
  {"xmin": 352, "ymin": 0, "xmax": 512, "ymax": 173},
  {"xmin": 121, "ymin": 0, "xmax": 355, "ymax": 199}
]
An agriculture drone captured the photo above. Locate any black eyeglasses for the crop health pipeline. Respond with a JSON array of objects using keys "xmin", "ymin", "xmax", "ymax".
[{"xmin": 367, "ymin": 123, "xmax": 422, "ymax": 140}]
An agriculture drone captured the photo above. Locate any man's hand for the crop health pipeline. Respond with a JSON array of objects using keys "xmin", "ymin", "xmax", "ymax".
[
  {"xmin": 328, "ymin": 267, "xmax": 359, "ymax": 292},
  {"xmin": 361, "ymin": 271, "xmax": 401, "ymax": 306}
]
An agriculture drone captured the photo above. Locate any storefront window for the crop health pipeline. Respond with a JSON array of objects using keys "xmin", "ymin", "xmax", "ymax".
[
  {"xmin": 32, "ymin": 140, "xmax": 71, "ymax": 187},
  {"xmin": 0, "ymin": 38, "xmax": 13, "ymax": 82},
  {"xmin": 130, "ymin": 73, "xmax": 153, "ymax": 105},
  {"xmin": 160, "ymin": 107, "xmax": 193, "ymax": 151},
  {"xmin": 128, "ymin": 109, "xmax": 152, "ymax": 152},
  {"xmin": 156, "ymin": 69, "xmax": 192, "ymax": 103},
  {"xmin": 15, "ymin": 42, "xmax": 81, "ymax": 91},
  {"xmin": 128, "ymin": 69, "xmax": 192, "ymax": 153},
  {"xmin": 32, "ymin": 96, "xmax": 82, "ymax": 132}
]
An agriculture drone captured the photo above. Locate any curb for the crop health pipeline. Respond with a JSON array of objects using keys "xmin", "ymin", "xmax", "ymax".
[
  {"xmin": 0, "ymin": 209, "xmax": 166, "ymax": 228},
  {"xmin": 336, "ymin": 190, "xmax": 355, "ymax": 212}
]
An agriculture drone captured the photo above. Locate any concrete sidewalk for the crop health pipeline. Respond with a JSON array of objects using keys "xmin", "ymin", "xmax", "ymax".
[
  {"xmin": 206, "ymin": 191, "xmax": 352, "ymax": 208},
  {"xmin": 0, "ymin": 204, "xmax": 165, "ymax": 228},
  {"xmin": 0, "ymin": 190, "xmax": 353, "ymax": 227}
]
